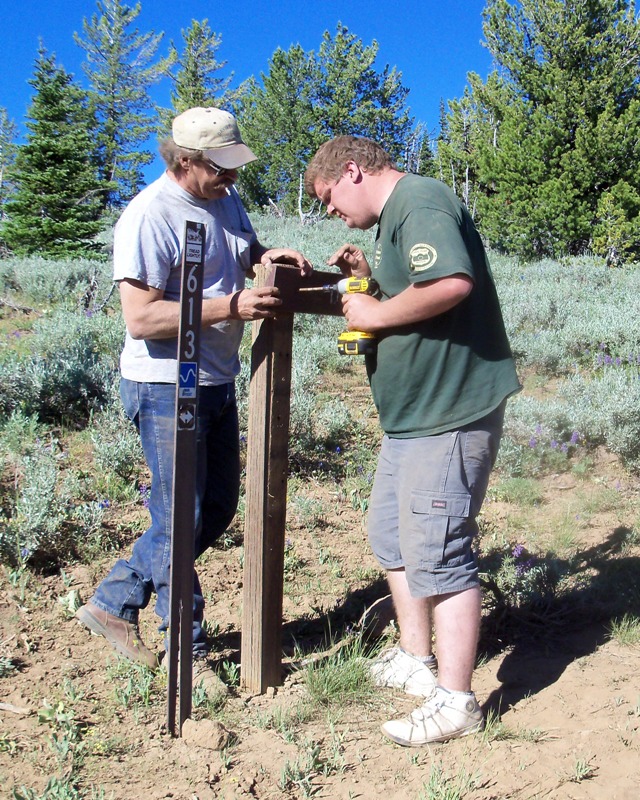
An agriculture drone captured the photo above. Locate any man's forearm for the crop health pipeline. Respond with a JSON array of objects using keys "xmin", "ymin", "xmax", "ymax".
[
  {"xmin": 124, "ymin": 295, "xmax": 238, "ymax": 340},
  {"xmin": 343, "ymin": 275, "xmax": 474, "ymax": 333}
]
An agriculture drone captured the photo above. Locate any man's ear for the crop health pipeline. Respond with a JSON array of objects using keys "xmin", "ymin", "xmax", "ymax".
[{"xmin": 344, "ymin": 160, "xmax": 364, "ymax": 183}]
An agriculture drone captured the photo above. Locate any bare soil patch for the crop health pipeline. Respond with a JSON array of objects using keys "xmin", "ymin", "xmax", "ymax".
[{"xmin": 1, "ymin": 437, "xmax": 639, "ymax": 799}]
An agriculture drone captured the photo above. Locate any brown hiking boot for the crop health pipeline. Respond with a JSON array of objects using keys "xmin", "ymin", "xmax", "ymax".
[
  {"xmin": 192, "ymin": 658, "xmax": 228, "ymax": 696},
  {"xmin": 75, "ymin": 601, "xmax": 158, "ymax": 669}
]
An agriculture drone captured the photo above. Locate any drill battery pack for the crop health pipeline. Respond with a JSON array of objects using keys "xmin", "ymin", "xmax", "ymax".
[{"xmin": 337, "ymin": 330, "xmax": 377, "ymax": 356}]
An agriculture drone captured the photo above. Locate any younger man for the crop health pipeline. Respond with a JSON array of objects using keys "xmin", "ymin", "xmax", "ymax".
[{"xmin": 305, "ymin": 135, "xmax": 519, "ymax": 745}]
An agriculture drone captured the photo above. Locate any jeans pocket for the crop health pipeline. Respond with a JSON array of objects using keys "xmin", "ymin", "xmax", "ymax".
[{"xmin": 120, "ymin": 378, "xmax": 140, "ymax": 426}]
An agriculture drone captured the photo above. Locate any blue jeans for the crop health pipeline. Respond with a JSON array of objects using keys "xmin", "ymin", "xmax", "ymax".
[{"xmin": 92, "ymin": 379, "xmax": 240, "ymax": 654}]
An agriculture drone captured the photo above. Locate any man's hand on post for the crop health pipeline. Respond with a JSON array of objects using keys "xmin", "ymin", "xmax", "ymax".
[
  {"xmin": 231, "ymin": 286, "xmax": 282, "ymax": 320},
  {"xmin": 260, "ymin": 248, "xmax": 313, "ymax": 276}
]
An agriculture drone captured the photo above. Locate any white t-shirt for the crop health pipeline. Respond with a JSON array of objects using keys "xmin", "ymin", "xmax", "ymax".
[{"xmin": 114, "ymin": 173, "xmax": 257, "ymax": 384}]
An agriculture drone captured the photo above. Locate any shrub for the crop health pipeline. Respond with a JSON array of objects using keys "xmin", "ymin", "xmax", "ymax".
[
  {"xmin": 493, "ymin": 254, "xmax": 640, "ymax": 375},
  {"xmin": 90, "ymin": 401, "xmax": 143, "ymax": 483},
  {"xmin": 0, "ymin": 255, "xmax": 113, "ymax": 309},
  {"xmin": 0, "ymin": 308, "xmax": 122, "ymax": 422},
  {"xmin": 0, "ymin": 436, "xmax": 106, "ymax": 570}
]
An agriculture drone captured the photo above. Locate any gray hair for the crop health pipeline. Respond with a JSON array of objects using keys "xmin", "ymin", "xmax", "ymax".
[{"xmin": 159, "ymin": 137, "xmax": 204, "ymax": 171}]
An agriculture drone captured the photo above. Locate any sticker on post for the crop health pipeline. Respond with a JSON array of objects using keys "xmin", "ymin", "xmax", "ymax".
[
  {"xmin": 186, "ymin": 225, "xmax": 203, "ymax": 260},
  {"xmin": 186, "ymin": 243, "xmax": 202, "ymax": 261},
  {"xmin": 179, "ymin": 362, "xmax": 198, "ymax": 398},
  {"xmin": 178, "ymin": 403, "xmax": 196, "ymax": 430}
]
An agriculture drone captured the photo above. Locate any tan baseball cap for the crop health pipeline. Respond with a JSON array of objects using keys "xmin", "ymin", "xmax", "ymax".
[{"xmin": 172, "ymin": 107, "xmax": 257, "ymax": 169}]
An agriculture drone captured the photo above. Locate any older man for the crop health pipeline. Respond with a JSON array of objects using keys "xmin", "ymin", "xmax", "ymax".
[{"xmin": 77, "ymin": 108, "xmax": 311, "ymax": 673}]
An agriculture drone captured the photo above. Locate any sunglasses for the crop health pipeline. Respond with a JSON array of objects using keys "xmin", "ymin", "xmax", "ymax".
[{"xmin": 202, "ymin": 157, "xmax": 231, "ymax": 176}]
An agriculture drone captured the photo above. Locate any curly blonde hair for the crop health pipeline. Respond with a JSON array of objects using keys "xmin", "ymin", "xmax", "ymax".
[{"xmin": 304, "ymin": 136, "xmax": 394, "ymax": 198}]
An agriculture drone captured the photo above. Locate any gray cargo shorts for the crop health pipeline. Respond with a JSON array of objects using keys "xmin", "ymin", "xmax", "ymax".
[{"xmin": 367, "ymin": 402, "xmax": 505, "ymax": 597}]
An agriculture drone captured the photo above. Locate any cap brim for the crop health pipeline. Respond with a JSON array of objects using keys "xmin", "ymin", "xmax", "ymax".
[{"xmin": 204, "ymin": 144, "xmax": 257, "ymax": 169}]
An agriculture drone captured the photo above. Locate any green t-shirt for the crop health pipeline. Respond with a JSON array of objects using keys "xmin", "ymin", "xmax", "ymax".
[{"xmin": 366, "ymin": 174, "xmax": 520, "ymax": 437}]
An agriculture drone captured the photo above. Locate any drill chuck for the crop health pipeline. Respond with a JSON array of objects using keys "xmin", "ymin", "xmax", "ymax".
[{"xmin": 298, "ymin": 275, "xmax": 380, "ymax": 356}]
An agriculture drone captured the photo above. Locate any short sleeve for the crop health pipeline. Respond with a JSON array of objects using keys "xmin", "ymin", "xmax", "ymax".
[{"xmin": 396, "ymin": 206, "xmax": 475, "ymax": 284}]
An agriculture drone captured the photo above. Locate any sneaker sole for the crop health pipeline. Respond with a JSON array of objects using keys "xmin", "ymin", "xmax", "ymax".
[{"xmin": 381, "ymin": 719, "xmax": 484, "ymax": 747}]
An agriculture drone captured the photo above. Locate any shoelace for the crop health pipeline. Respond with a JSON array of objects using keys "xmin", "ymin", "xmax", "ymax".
[{"xmin": 412, "ymin": 697, "xmax": 447, "ymax": 722}]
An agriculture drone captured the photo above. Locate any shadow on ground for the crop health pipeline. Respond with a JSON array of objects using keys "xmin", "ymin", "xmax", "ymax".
[
  {"xmin": 208, "ymin": 525, "xmax": 639, "ymax": 710},
  {"xmin": 479, "ymin": 525, "xmax": 640, "ymax": 717}
]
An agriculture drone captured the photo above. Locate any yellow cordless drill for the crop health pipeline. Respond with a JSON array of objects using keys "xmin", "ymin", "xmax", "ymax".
[{"xmin": 299, "ymin": 276, "xmax": 380, "ymax": 355}]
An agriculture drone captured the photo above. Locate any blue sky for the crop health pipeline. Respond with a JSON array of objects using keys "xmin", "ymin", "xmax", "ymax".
[{"xmin": 1, "ymin": 0, "xmax": 494, "ymax": 179}]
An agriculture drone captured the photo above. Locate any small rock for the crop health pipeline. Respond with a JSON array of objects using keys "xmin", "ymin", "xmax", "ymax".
[{"xmin": 181, "ymin": 718, "xmax": 230, "ymax": 751}]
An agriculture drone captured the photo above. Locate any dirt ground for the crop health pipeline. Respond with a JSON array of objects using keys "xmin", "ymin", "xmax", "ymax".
[{"xmin": 1, "ymin": 446, "xmax": 639, "ymax": 799}]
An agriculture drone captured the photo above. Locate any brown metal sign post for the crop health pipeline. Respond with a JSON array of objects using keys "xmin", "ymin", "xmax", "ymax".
[
  {"xmin": 167, "ymin": 221, "xmax": 205, "ymax": 736},
  {"xmin": 241, "ymin": 264, "xmax": 343, "ymax": 694}
]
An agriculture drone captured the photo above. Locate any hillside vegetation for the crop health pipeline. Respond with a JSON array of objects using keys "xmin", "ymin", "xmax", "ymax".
[{"xmin": 0, "ymin": 215, "xmax": 639, "ymax": 799}]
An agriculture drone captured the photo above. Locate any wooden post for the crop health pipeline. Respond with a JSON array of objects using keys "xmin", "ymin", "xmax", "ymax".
[
  {"xmin": 241, "ymin": 266, "xmax": 294, "ymax": 692},
  {"xmin": 241, "ymin": 265, "xmax": 343, "ymax": 693},
  {"xmin": 167, "ymin": 221, "xmax": 205, "ymax": 736}
]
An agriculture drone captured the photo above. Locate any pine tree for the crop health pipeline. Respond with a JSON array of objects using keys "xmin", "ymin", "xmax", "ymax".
[
  {"xmin": 404, "ymin": 122, "xmax": 437, "ymax": 177},
  {"xmin": 235, "ymin": 24, "xmax": 412, "ymax": 211},
  {"xmin": 437, "ymin": 87, "xmax": 482, "ymax": 214},
  {"xmin": 74, "ymin": 0, "xmax": 175, "ymax": 205},
  {"xmin": 470, "ymin": 0, "xmax": 640, "ymax": 260},
  {"xmin": 0, "ymin": 108, "xmax": 18, "ymax": 222},
  {"xmin": 1, "ymin": 48, "xmax": 106, "ymax": 257},
  {"xmin": 314, "ymin": 23, "xmax": 412, "ymax": 162},
  {"xmin": 168, "ymin": 19, "xmax": 234, "ymax": 116},
  {"xmin": 234, "ymin": 45, "xmax": 322, "ymax": 212}
]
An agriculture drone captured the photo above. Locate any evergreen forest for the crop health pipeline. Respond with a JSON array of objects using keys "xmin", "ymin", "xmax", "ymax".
[{"xmin": 0, "ymin": 0, "xmax": 638, "ymax": 264}]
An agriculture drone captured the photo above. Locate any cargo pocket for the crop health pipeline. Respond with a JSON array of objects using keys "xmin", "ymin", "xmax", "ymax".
[{"xmin": 407, "ymin": 489, "xmax": 472, "ymax": 568}]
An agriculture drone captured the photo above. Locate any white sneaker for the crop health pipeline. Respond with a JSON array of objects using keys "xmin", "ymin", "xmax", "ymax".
[
  {"xmin": 381, "ymin": 686, "xmax": 484, "ymax": 746},
  {"xmin": 369, "ymin": 646, "xmax": 437, "ymax": 697}
]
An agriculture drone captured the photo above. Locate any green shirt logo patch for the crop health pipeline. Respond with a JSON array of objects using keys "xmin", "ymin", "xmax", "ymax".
[{"xmin": 409, "ymin": 243, "xmax": 437, "ymax": 272}]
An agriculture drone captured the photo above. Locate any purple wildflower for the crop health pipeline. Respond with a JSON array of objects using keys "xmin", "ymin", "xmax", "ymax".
[
  {"xmin": 139, "ymin": 483, "xmax": 150, "ymax": 508},
  {"xmin": 515, "ymin": 558, "xmax": 535, "ymax": 576}
]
